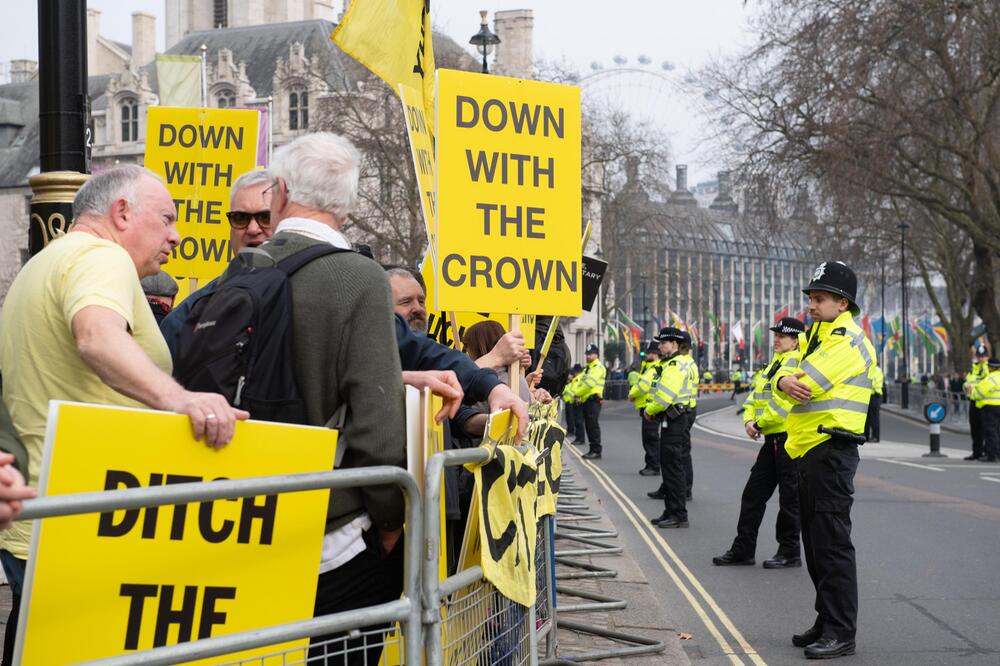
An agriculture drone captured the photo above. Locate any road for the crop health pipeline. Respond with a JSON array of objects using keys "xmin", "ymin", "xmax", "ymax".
[{"xmin": 565, "ymin": 395, "xmax": 1000, "ymax": 665}]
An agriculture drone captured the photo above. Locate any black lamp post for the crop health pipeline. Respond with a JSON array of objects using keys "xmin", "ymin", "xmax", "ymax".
[
  {"xmin": 640, "ymin": 274, "xmax": 649, "ymax": 342},
  {"xmin": 469, "ymin": 10, "xmax": 500, "ymax": 74},
  {"xmin": 899, "ymin": 223, "xmax": 910, "ymax": 409}
]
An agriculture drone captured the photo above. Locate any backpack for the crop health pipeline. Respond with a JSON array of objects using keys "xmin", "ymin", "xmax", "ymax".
[{"xmin": 173, "ymin": 243, "xmax": 353, "ymax": 424}]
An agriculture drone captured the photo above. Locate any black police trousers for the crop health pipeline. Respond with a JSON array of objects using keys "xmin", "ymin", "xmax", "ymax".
[
  {"xmin": 969, "ymin": 404, "xmax": 984, "ymax": 458},
  {"xmin": 570, "ymin": 402, "xmax": 587, "ymax": 444},
  {"xmin": 684, "ymin": 408, "xmax": 696, "ymax": 494},
  {"xmin": 982, "ymin": 405, "xmax": 1000, "ymax": 460},
  {"xmin": 564, "ymin": 402, "xmax": 577, "ymax": 439},
  {"xmin": 730, "ymin": 433, "xmax": 800, "ymax": 558},
  {"xmin": 658, "ymin": 415, "xmax": 688, "ymax": 521},
  {"xmin": 797, "ymin": 439, "xmax": 859, "ymax": 641},
  {"xmin": 864, "ymin": 394, "xmax": 880, "ymax": 442},
  {"xmin": 582, "ymin": 397, "xmax": 602, "ymax": 453},
  {"xmin": 640, "ymin": 410, "xmax": 660, "ymax": 471}
]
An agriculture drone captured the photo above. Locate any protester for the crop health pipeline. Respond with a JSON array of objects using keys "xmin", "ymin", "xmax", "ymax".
[
  {"xmin": 160, "ymin": 169, "xmax": 276, "ymax": 360},
  {"xmin": 0, "ymin": 165, "xmax": 246, "ymax": 665},
  {"xmin": 139, "ymin": 271, "xmax": 178, "ymax": 324}
]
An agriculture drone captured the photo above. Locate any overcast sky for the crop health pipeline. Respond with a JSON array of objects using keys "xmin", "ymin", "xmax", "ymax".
[{"xmin": 0, "ymin": 1, "xmax": 757, "ymax": 183}]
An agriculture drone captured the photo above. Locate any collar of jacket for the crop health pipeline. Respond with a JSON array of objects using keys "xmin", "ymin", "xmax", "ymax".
[{"xmin": 807, "ymin": 310, "xmax": 856, "ymax": 349}]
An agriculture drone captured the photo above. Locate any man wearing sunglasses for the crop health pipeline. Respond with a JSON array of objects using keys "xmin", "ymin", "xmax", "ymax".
[{"xmin": 159, "ymin": 169, "xmax": 274, "ymax": 361}]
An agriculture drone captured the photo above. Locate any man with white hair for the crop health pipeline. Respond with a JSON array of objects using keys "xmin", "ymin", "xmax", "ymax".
[
  {"xmin": 0, "ymin": 165, "xmax": 246, "ymax": 663},
  {"xmin": 160, "ymin": 168, "xmax": 275, "ymax": 360}
]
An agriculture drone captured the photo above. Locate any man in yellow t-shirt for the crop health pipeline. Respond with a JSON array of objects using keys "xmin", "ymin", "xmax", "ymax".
[{"xmin": 0, "ymin": 166, "xmax": 248, "ymax": 654}]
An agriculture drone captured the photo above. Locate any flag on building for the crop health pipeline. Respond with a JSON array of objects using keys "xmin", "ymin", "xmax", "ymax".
[
  {"xmin": 156, "ymin": 55, "xmax": 202, "ymax": 107},
  {"xmin": 605, "ymin": 323, "xmax": 618, "ymax": 342},
  {"xmin": 731, "ymin": 320, "xmax": 745, "ymax": 349},
  {"xmin": 331, "ymin": 0, "xmax": 436, "ymax": 133}
]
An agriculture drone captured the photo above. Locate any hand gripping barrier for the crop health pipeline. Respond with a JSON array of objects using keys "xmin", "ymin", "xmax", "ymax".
[{"xmin": 14, "ymin": 467, "xmax": 422, "ymax": 666}]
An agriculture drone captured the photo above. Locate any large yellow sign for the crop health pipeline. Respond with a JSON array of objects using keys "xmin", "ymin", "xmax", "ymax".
[
  {"xmin": 435, "ymin": 69, "xmax": 582, "ymax": 317},
  {"xmin": 17, "ymin": 402, "xmax": 336, "ymax": 665},
  {"xmin": 144, "ymin": 107, "xmax": 260, "ymax": 291}
]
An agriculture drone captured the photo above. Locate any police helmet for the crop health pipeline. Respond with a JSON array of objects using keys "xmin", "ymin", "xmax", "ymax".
[
  {"xmin": 585, "ymin": 343, "xmax": 600, "ymax": 356},
  {"xmin": 769, "ymin": 316, "xmax": 806, "ymax": 336},
  {"xmin": 802, "ymin": 261, "xmax": 860, "ymax": 314},
  {"xmin": 975, "ymin": 345, "xmax": 989, "ymax": 358}
]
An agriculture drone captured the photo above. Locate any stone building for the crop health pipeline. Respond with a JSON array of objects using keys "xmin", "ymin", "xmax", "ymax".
[{"xmin": 0, "ymin": 2, "xmax": 536, "ymax": 301}]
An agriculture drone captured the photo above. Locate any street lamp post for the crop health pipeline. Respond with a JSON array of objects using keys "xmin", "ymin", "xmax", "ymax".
[
  {"xmin": 899, "ymin": 223, "xmax": 910, "ymax": 409},
  {"xmin": 880, "ymin": 256, "xmax": 887, "ymax": 374},
  {"xmin": 640, "ymin": 274, "xmax": 648, "ymax": 343},
  {"xmin": 469, "ymin": 10, "xmax": 501, "ymax": 74},
  {"xmin": 29, "ymin": 0, "xmax": 90, "ymax": 256}
]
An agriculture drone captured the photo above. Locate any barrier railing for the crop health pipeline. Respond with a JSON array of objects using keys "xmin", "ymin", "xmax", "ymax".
[
  {"xmin": 15, "ymin": 467, "xmax": 422, "ymax": 666},
  {"xmin": 884, "ymin": 383, "xmax": 968, "ymax": 424}
]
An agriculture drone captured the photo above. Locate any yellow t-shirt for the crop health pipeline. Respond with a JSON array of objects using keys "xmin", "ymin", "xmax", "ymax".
[{"xmin": 0, "ymin": 232, "xmax": 171, "ymax": 558}]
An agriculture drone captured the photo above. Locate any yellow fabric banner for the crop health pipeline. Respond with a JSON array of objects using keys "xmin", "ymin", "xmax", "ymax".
[
  {"xmin": 471, "ymin": 444, "xmax": 538, "ymax": 607},
  {"xmin": 17, "ymin": 402, "xmax": 336, "ymax": 665},
  {"xmin": 155, "ymin": 55, "xmax": 202, "ymax": 107},
  {"xmin": 331, "ymin": 0, "xmax": 435, "ymax": 133}
]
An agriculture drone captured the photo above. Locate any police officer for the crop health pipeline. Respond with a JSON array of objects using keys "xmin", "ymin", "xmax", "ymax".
[
  {"xmin": 865, "ymin": 362, "xmax": 884, "ymax": 443},
  {"xmin": 774, "ymin": 261, "xmax": 875, "ymax": 659},
  {"xmin": 563, "ymin": 364, "xmax": 585, "ymax": 446},
  {"xmin": 713, "ymin": 317, "xmax": 804, "ymax": 569},
  {"xmin": 573, "ymin": 344, "xmax": 607, "ymax": 460},
  {"xmin": 969, "ymin": 357, "xmax": 1000, "ymax": 463},
  {"xmin": 963, "ymin": 346, "xmax": 990, "ymax": 460},
  {"xmin": 645, "ymin": 327, "xmax": 697, "ymax": 528},
  {"xmin": 730, "ymin": 367, "xmax": 744, "ymax": 400},
  {"xmin": 629, "ymin": 341, "xmax": 662, "ymax": 475}
]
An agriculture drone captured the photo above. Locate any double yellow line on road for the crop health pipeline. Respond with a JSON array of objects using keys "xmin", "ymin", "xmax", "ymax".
[{"xmin": 565, "ymin": 443, "xmax": 767, "ymax": 666}]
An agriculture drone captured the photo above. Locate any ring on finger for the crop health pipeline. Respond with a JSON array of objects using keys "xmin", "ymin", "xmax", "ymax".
[{"xmin": 206, "ymin": 413, "xmax": 217, "ymax": 420}]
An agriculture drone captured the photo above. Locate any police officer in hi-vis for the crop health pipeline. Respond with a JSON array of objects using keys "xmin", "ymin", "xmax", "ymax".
[{"xmin": 774, "ymin": 261, "xmax": 875, "ymax": 660}]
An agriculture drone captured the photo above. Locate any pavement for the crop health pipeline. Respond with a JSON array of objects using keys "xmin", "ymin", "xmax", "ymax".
[{"xmin": 565, "ymin": 395, "xmax": 1000, "ymax": 665}]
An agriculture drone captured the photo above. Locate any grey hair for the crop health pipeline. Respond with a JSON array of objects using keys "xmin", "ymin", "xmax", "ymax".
[
  {"xmin": 73, "ymin": 164, "xmax": 162, "ymax": 219},
  {"xmin": 269, "ymin": 132, "xmax": 360, "ymax": 218},
  {"xmin": 229, "ymin": 168, "xmax": 273, "ymax": 206},
  {"xmin": 385, "ymin": 266, "xmax": 425, "ymax": 292}
]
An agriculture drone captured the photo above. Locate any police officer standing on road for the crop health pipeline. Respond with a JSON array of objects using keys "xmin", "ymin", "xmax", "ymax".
[
  {"xmin": 563, "ymin": 364, "xmax": 582, "ymax": 444},
  {"xmin": 574, "ymin": 344, "xmax": 607, "ymax": 460},
  {"xmin": 629, "ymin": 341, "xmax": 662, "ymax": 476},
  {"xmin": 645, "ymin": 327, "xmax": 697, "ymax": 528},
  {"xmin": 969, "ymin": 357, "xmax": 1000, "ymax": 463},
  {"xmin": 774, "ymin": 261, "xmax": 875, "ymax": 660},
  {"xmin": 963, "ymin": 346, "xmax": 990, "ymax": 460},
  {"xmin": 714, "ymin": 317, "xmax": 805, "ymax": 569},
  {"xmin": 865, "ymin": 362, "xmax": 884, "ymax": 443}
]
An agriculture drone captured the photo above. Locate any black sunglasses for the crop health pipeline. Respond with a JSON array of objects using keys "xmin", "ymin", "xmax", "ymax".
[{"xmin": 225, "ymin": 210, "xmax": 272, "ymax": 229}]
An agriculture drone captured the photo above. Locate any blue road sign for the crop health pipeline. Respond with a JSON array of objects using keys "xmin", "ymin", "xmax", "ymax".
[{"xmin": 924, "ymin": 402, "xmax": 946, "ymax": 424}]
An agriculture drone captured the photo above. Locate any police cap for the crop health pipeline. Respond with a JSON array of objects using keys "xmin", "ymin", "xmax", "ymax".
[
  {"xmin": 585, "ymin": 343, "xmax": 600, "ymax": 356},
  {"xmin": 654, "ymin": 327, "xmax": 685, "ymax": 342},
  {"xmin": 769, "ymin": 316, "xmax": 806, "ymax": 336},
  {"xmin": 571, "ymin": 363, "xmax": 583, "ymax": 373},
  {"xmin": 802, "ymin": 261, "xmax": 860, "ymax": 314},
  {"xmin": 646, "ymin": 340, "xmax": 660, "ymax": 353},
  {"xmin": 989, "ymin": 358, "xmax": 1000, "ymax": 368}
]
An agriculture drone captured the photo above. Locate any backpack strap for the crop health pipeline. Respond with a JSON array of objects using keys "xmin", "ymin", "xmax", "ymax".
[{"xmin": 276, "ymin": 243, "xmax": 355, "ymax": 276}]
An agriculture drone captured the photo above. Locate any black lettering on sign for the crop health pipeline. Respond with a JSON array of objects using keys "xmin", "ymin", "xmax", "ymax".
[
  {"xmin": 454, "ymin": 98, "xmax": 565, "ymax": 138},
  {"xmin": 171, "ymin": 236, "xmax": 230, "ymax": 263},
  {"xmin": 440, "ymin": 255, "xmax": 578, "ymax": 292},
  {"xmin": 158, "ymin": 123, "xmax": 245, "ymax": 150},
  {"xmin": 405, "ymin": 103, "xmax": 427, "ymax": 135},
  {"xmin": 476, "ymin": 203, "xmax": 546, "ymax": 238},
  {"xmin": 412, "ymin": 1, "xmax": 429, "ymax": 78},
  {"xmin": 120, "ymin": 584, "xmax": 237, "ymax": 650},
  {"xmin": 479, "ymin": 448, "xmax": 537, "ymax": 568},
  {"xmin": 96, "ymin": 470, "xmax": 276, "ymax": 545},
  {"xmin": 163, "ymin": 161, "xmax": 234, "ymax": 188},
  {"xmin": 173, "ymin": 198, "xmax": 224, "ymax": 225},
  {"xmin": 465, "ymin": 151, "xmax": 555, "ymax": 188}
]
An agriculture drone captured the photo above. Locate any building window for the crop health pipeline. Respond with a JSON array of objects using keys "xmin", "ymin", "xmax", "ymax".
[
  {"xmin": 289, "ymin": 90, "xmax": 308, "ymax": 130},
  {"xmin": 217, "ymin": 91, "xmax": 236, "ymax": 108},
  {"xmin": 120, "ymin": 99, "xmax": 138, "ymax": 142},
  {"xmin": 214, "ymin": 0, "xmax": 228, "ymax": 28}
]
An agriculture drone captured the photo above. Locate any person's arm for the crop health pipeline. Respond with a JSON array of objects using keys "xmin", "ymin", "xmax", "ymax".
[
  {"xmin": 475, "ymin": 331, "xmax": 528, "ymax": 370},
  {"xmin": 0, "ymin": 453, "xmax": 34, "ymax": 529},
  {"xmin": 72, "ymin": 306, "xmax": 247, "ymax": 447},
  {"xmin": 401, "ymin": 370, "xmax": 463, "ymax": 423}
]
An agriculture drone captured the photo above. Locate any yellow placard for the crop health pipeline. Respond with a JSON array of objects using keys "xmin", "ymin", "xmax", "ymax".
[
  {"xmin": 399, "ymin": 84, "xmax": 437, "ymax": 251},
  {"xmin": 420, "ymin": 260, "xmax": 536, "ymax": 349},
  {"xmin": 18, "ymin": 402, "xmax": 336, "ymax": 665},
  {"xmin": 144, "ymin": 107, "xmax": 261, "ymax": 285},
  {"xmin": 435, "ymin": 69, "xmax": 582, "ymax": 317}
]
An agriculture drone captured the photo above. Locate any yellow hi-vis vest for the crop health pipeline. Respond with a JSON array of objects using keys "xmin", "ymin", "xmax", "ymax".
[
  {"xmin": 742, "ymin": 349, "xmax": 803, "ymax": 436},
  {"xmin": 572, "ymin": 358, "xmax": 607, "ymax": 401},
  {"xmin": 970, "ymin": 370, "xmax": 1000, "ymax": 407},
  {"xmin": 644, "ymin": 352, "xmax": 697, "ymax": 418},
  {"xmin": 562, "ymin": 376, "xmax": 578, "ymax": 403},
  {"xmin": 869, "ymin": 363, "xmax": 884, "ymax": 396},
  {"xmin": 775, "ymin": 311, "xmax": 876, "ymax": 459},
  {"xmin": 965, "ymin": 361, "xmax": 988, "ymax": 388},
  {"xmin": 629, "ymin": 358, "xmax": 662, "ymax": 410}
]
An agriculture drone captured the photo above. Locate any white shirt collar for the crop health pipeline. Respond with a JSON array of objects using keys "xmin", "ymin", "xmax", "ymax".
[{"xmin": 274, "ymin": 217, "xmax": 352, "ymax": 250}]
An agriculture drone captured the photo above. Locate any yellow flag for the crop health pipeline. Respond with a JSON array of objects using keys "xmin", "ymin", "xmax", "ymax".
[
  {"xmin": 331, "ymin": 0, "xmax": 435, "ymax": 132},
  {"xmin": 155, "ymin": 54, "xmax": 202, "ymax": 107}
]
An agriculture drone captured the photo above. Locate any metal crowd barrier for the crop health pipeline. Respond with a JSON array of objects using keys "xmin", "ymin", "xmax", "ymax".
[
  {"xmin": 884, "ymin": 383, "xmax": 969, "ymax": 424},
  {"xmin": 15, "ymin": 467, "xmax": 422, "ymax": 666}
]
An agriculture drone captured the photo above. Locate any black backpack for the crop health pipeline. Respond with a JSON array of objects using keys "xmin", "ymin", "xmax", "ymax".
[{"xmin": 174, "ymin": 243, "xmax": 352, "ymax": 424}]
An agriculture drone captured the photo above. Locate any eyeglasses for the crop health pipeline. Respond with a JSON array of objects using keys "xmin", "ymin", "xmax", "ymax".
[{"xmin": 225, "ymin": 210, "xmax": 272, "ymax": 229}]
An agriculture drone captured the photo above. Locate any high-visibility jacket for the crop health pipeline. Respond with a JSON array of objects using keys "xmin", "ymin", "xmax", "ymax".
[
  {"xmin": 742, "ymin": 349, "xmax": 802, "ymax": 436},
  {"xmin": 702, "ymin": 371, "xmax": 712, "ymax": 383},
  {"xmin": 965, "ymin": 362, "xmax": 989, "ymax": 405},
  {"xmin": 970, "ymin": 370, "xmax": 1000, "ymax": 407},
  {"xmin": 869, "ymin": 363, "xmax": 884, "ymax": 396},
  {"xmin": 571, "ymin": 358, "xmax": 607, "ymax": 401},
  {"xmin": 629, "ymin": 358, "xmax": 663, "ymax": 410},
  {"xmin": 562, "ymin": 377, "xmax": 578, "ymax": 404},
  {"xmin": 774, "ymin": 311, "xmax": 876, "ymax": 459},
  {"xmin": 731, "ymin": 370, "xmax": 743, "ymax": 382},
  {"xmin": 645, "ymin": 352, "xmax": 697, "ymax": 418}
]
